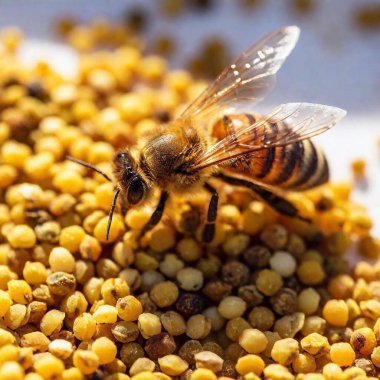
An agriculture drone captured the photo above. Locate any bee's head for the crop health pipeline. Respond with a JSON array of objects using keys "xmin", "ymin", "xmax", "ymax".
[{"xmin": 113, "ymin": 150, "xmax": 147, "ymax": 205}]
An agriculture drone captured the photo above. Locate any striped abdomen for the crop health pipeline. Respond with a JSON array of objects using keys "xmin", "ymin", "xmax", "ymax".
[{"xmin": 212, "ymin": 114, "xmax": 329, "ymax": 191}]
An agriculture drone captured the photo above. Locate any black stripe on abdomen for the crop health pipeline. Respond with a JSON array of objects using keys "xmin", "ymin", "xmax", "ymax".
[
  {"xmin": 319, "ymin": 155, "xmax": 330, "ymax": 184},
  {"xmin": 256, "ymin": 122, "xmax": 277, "ymax": 178},
  {"xmin": 291, "ymin": 140, "xmax": 318, "ymax": 189},
  {"xmin": 271, "ymin": 142, "xmax": 300, "ymax": 185},
  {"xmin": 300, "ymin": 148, "xmax": 329, "ymax": 189}
]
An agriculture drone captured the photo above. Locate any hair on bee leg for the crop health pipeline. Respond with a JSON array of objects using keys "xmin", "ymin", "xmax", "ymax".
[
  {"xmin": 66, "ymin": 156, "xmax": 113, "ymax": 182},
  {"xmin": 139, "ymin": 191, "xmax": 169, "ymax": 239},
  {"xmin": 202, "ymin": 182, "xmax": 219, "ymax": 243},
  {"xmin": 106, "ymin": 187, "xmax": 121, "ymax": 240}
]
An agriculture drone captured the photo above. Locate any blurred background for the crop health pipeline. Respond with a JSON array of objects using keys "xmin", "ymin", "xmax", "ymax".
[{"xmin": 0, "ymin": 0, "xmax": 379, "ymax": 234}]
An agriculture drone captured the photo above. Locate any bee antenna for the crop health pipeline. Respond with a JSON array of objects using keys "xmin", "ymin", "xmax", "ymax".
[
  {"xmin": 106, "ymin": 188, "xmax": 121, "ymax": 241},
  {"xmin": 66, "ymin": 156, "xmax": 113, "ymax": 182}
]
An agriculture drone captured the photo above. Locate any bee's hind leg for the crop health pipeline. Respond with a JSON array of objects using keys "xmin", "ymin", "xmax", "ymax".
[
  {"xmin": 139, "ymin": 191, "xmax": 169, "ymax": 238},
  {"xmin": 214, "ymin": 172, "xmax": 310, "ymax": 222},
  {"xmin": 202, "ymin": 183, "xmax": 219, "ymax": 243}
]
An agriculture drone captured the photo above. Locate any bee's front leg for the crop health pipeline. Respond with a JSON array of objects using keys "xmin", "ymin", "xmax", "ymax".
[
  {"xmin": 202, "ymin": 183, "xmax": 219, "ymax": 243},
  {"xmin": 139, "ymin": 191, "xmax": 169, "ymax": 239}
]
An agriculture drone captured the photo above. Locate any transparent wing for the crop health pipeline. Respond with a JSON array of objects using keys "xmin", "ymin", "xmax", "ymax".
[
  {"xmin": 181, "ymin": 26, "xmax": 300, "ymax": 122},
  {"xmin": 191, "ymin": 103, "xmax": 347, "ymax": 170}
]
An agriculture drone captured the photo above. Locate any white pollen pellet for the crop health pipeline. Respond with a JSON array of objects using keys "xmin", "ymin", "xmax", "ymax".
[{"xmin": 269, "ymin": 251, "xmax": 297, "ymax": 278}]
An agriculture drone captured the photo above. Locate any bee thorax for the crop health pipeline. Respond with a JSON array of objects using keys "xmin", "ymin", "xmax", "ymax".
[{"xmin": 140, "ymin": 132, "xmax": 203, "ymax": 192}]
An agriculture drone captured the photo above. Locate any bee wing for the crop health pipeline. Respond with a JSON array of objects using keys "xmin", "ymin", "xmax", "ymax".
[
  {"xmin": 181, "ymin": 26, "xmax": 300, "ymax": 122},
  {"xmin": 191, "ymin": 103, "xmax": 347, "ymax": 170}
]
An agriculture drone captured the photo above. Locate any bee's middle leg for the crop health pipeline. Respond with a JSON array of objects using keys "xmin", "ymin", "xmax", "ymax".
[
  {"xmin": 202, "ymin": 183, "xmax": 219, "ymax": 243},
  {"xmin": 139, "ymin": 191, "xmax": 169, "ymax": 238}
]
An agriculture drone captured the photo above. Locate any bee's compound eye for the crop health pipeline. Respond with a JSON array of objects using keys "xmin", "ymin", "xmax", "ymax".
[{"xmin": 127, "ymin": 177, "xmax": 145, "ymax": 205}]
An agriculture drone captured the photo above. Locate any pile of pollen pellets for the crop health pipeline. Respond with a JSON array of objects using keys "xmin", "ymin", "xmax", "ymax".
[{"xmin": 0, "ymin": 21, "xmax": 380, "ymax": 380}]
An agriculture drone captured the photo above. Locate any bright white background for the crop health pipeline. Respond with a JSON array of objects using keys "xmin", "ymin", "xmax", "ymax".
[{"xmin": 1, "ymin": 0, "xmax": 379, "ymax": 235}]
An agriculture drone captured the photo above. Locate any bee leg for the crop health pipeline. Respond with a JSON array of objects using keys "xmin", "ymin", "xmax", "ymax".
[
  {"xmin": 139, "ymin": 191, "xmax": 169, "ymax": 238},
  {"xmin": 214, "ymin": 173, "xmax": 309, "ymax": 222},
  {"xmin": 202, "ymin": 183, "xmax": 219, "ymax": 243}
]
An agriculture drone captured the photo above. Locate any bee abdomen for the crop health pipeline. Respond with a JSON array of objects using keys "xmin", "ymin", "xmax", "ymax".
[
  {"xmin": 296, "ymin": 144, "xmax": 329, "ymax": 190},
  {"xmin": 254, "ymin": 139, "xmax": 329, "ymax": 190},
  {"xmin": 269, "ymin": 142, "xmax": 299, "ymax": 185},
  {"xmin": 215, "ymin": 114, "xmax": 329, "ymax": 191},
  {"xmin": 287, "ymin": 140, "xmax": 319, "ymax": 189},
  {"xmin": 254, "ymin": 120, "xmax": 277, "ymax": 178},
  {"xmin": 242, "ymin": 120, "xmax": 306, "ymax": 186}
]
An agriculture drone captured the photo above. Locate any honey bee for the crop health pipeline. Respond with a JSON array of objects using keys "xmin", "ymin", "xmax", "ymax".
[{"xmin": 68, "ymin": 26, "xmax": 346, "ymax": 242}]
